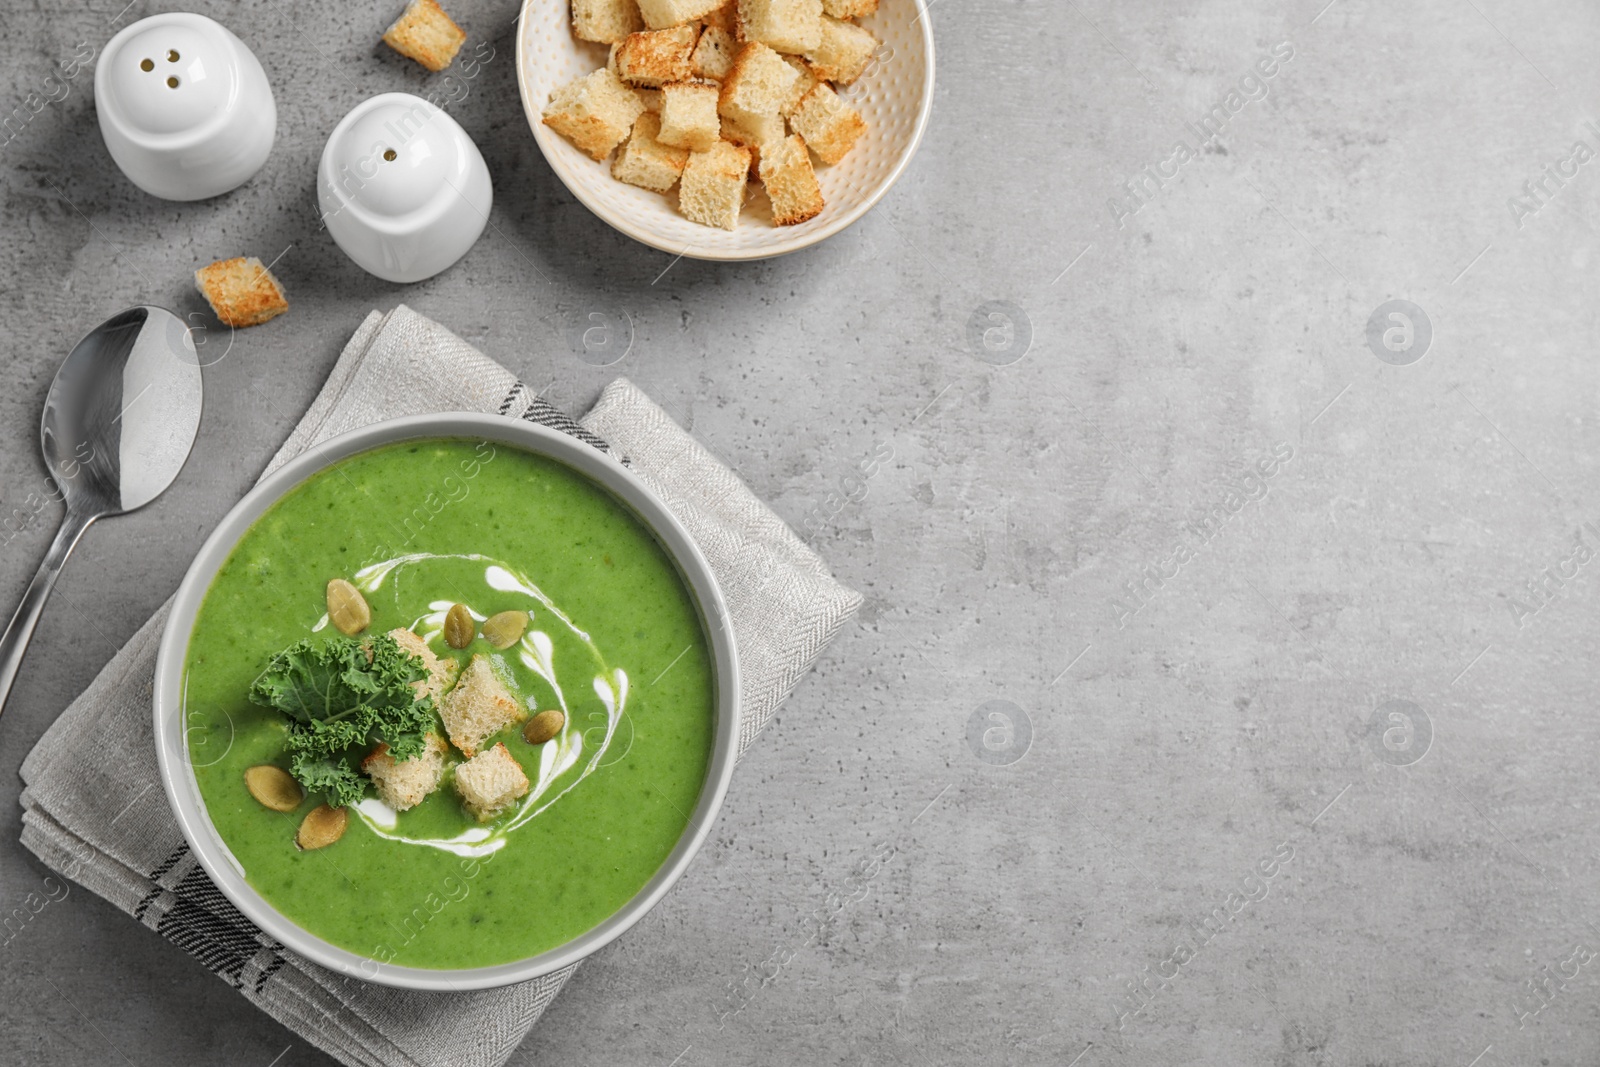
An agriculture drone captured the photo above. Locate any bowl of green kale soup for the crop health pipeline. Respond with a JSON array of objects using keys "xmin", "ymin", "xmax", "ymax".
[{"xmin": 152, "ymin": 413, "xmax": 738, "ymax": 990}]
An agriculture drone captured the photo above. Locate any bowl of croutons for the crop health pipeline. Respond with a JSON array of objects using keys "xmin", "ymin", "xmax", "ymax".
[{"xmin": 518, "ymin": 0, "xmax": 933, "ymax": 259}]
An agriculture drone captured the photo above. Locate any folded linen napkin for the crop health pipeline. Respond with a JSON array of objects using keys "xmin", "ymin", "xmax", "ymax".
[{"xmin": 18, "ymin": 305, "xmax": 861, "ymax": 1067}]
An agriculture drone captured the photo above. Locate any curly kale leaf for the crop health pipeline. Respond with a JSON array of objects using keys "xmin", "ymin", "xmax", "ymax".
[
  {"xmin": 286, "ymin": 752, "xmax": 368, "ymax": 809},
  {"xmin": 249, "ymin": 634, "xmax": 437, "ymax": 805}
]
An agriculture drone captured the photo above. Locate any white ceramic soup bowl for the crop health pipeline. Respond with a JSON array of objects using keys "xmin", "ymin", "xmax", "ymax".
[
  {"xmin": 153, "ymin": 413, "xmax": 739, "ymax": 990},
  {"xmin": 516, "ymin": 0, "xmax": 936, "ymax": 260}
]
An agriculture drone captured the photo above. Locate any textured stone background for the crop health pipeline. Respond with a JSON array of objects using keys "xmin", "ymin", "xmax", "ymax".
[{"xmin": 3, "ymin": 0, "xmax": 1600, "ymax": 1064}]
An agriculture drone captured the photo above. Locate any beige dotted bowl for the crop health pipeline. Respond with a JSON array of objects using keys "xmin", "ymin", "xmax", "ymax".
[{"xmin": 516, "ymin": 0, "xmax": 935, "ymax": 260}]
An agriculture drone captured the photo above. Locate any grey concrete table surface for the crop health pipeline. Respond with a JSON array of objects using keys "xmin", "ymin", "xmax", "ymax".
[{"xmin": 2, "ymin": 0, "xmax": 1599, "ymax": 1063}]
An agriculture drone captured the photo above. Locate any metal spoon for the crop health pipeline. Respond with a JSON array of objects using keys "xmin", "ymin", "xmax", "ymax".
[{"xmin": 0, "ymin": 306, "xmax": 202, "ymax": 715}]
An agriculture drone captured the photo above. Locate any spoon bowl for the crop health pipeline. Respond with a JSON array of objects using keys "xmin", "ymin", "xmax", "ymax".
[{"xmin": 0, "ymin": 306, "xmax": 202, "ymax": 715}]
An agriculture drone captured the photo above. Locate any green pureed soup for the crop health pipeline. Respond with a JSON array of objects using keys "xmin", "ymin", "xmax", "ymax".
[{"xmin": 183, "ymin": 438, "xmax": 714, "ymax": 970}]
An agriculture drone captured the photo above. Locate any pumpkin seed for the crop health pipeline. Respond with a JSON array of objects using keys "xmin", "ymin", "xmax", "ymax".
[
  {"xmin": 296, "ymin": 804, "xmax": 347, "ymax": 850},
  {"xmin": 444, "ymin": 603, "xmax": 476, "ymax": 648},
  {"xmin": 244, "ymin": 765, "xmax": 303, "ymax": 812},
  {"xmin": 326, "ymin": 578, "xmax": 370, "ymax": 635},
  {"xmin": 482, "ymin": 610, "xmax": 529, "ymax": 649},
  {"xmin": 523, "ymin": 709, "xmax": 565, "ymax": 746}
]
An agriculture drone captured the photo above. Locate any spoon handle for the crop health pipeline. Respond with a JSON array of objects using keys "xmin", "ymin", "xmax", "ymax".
[{"xmin": 0, "ymin": 508, "xmax": 95, "ymax": 718}]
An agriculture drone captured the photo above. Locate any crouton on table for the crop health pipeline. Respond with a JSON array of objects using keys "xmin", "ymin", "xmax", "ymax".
[
  {"xmin": 194, "ymin": 257, "xmax": 288, "ymax": 329},
  {"xmin": 383, "ymin": 0, "xmax": 467, "ymax": 72}
]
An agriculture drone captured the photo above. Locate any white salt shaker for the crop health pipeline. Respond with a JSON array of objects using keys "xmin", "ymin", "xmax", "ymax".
[
  {"xmin": 317, "ymin": 93, "xmax": 493, "ymax": 284},
  {"xmin": 95, "ymin": 13, "xmax": 276, "ymax": 201}
]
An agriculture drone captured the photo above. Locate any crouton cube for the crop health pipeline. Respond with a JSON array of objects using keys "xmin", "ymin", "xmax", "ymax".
[
  {"xmin": 612, "ymin": 111, "xmax": 690, "ymax": 191},
  {"xmin": 388, "ymin": 627, "xmax": 459, "ymax": 703},
  {"xmin": 821, "ymin": 0, "xmax": 876, "ymax": 17},
  {"xmin": 572, "ymin": 0, "xmax": 643, "ymax": 42},
  {"xmin": 691, "ymin": 25, "xmax": 737, "ymax": 80},
  {"xmin": 636, "ymin": 0, "xmax": 726, "ymax": 28},
  {"xmin": 679, "ymin": 141, "xmax": 751, "ymax": 229},
  {"xmin": 542, "ymin": 68, "xmax": 647, "ymax": 160},
  {"xmin": 194, "ymin": 257, "xmax": 288, "ymax": 329},
  {"xmin": 721, "ymin": 110, "xmax": 784, "ymax": 149},
  {"xmin": 719, "ymin": 42, "xmax": 799, "ymax": 128},
  {"xmin": 788, "ymin": 82, "xmax": 865, "ymax": 164},
  {"xmin": 362, "ymin": 733, "xmax": 449, "ymax": 812},
  {"xmin": 440, "ymin": 654, "xmax": 526, "ymax": 758},
  {"xmin": 658, "ymin": 82, "xmax": 721, "ymax": 151},
  {"xmin": 759, "ymin": 133, "xmax": 824, "ymax": 225},
  {"xmin": 615, "ymin": 24, "xmax": 700, "ymax": 86},
  {"xmin": 735, "ymin": 0, "xmax": 821, "ymax": 54},
  {"xmin": 780, "ymin": 55, "xmax": 818, "ymax": 115},
  {"xmin": 454, "ymin": 743, "xmax": 530, "ymax": 822},
  {"xmin": 805, "ymin": 14, "xmax": 875, "ymax": 84},
  {"xmin": 702, "ymin": 1, "xmax": 737, "ymax": 30},
  {"xmin": 720, "ymin": 112, "xmax": 782, "ymax": 176},
  {"xmin": 382, "ymin": 0, "xmax": 467, "ymax": 72}
]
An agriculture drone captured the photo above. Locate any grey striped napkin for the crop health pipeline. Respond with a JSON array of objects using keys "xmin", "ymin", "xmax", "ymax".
[{"xmin": 18, "ymin": 305, "xmax": 860, "ymax": 1067}]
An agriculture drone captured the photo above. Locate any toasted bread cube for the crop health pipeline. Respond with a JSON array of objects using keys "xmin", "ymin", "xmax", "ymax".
[
  {"xmin": 382, "ymin": 0, "xmax": 467, "ymax": 72},
  {"xmin": 615, "ymin": 24, "xmax": 699, "ymax": 86},
  {"xmin": 658, "ymin": 82, "xmax": 721, "ymax": 151},
  {"xmin": 636, "ymin": 0, "xmax": 726, "ymax": 28},
  {"xmin": 612, "ymin": 111, "xmax": 690, "ymax": 191},
  {"xmin": 388, "ymin": 628, "xmax": 459, "ymax": 703},
  {"xmin": 440, "ymin": 654, "xmax": 526, "ymax": 758},
  {"xmin": 720, "ymin": 112, "xmax": 781, "ymax": 176},
  {"xmin": 759, "ymin": 133, "xmax": 823, "ymax": 225},
  {"xmin": 821, "ymin": 0, "xmax": 875, "ymax": 17},
  {"xmin": 542, "ymin": 68, "xmax": 646, "ymax": 159},
  {"xmin": 573, "ymin": 0, "xmax": 643, "ymax": 42},
  {"xmin": 702, "ymin": 1, "xmax": 737, "ymax": 30},
  {"xmin": 805, "ymin": 15, "xmax": 875, "ymax": 84},
  {"xmin": 194, "ymin": 257, "xmax": 288, "ymax": 328},
  {"xmin": 780, "ymin": 55, "xmax": 818, "ymax": 115},
  {"xmin": 719, "ymin": 41, "xmax": 798, "ymax": 129},
  {"xmin": 691, "ymin": 25, "xmax": 737, "ymax": 80},
  {"xmin": 735, "ymin": 0, "xmax": 821, "ymax": 54},
  {"xmin": 721, "ymin": 110, "xmax": 784, "ymax": 148},
  {"xmin": 679, "ymin": 141, "xmax": 750, "ymax": 229},
  {"xmin": 454, "ymin": 743, "xmax": 530, "ymax": 822},
  {"xmin": 788, "ymin": 82, "xmax": 865, "ymax": 164},
  {"xmin": 362, "ymin": 733, "xmax": 448, "ymax": 812}
]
